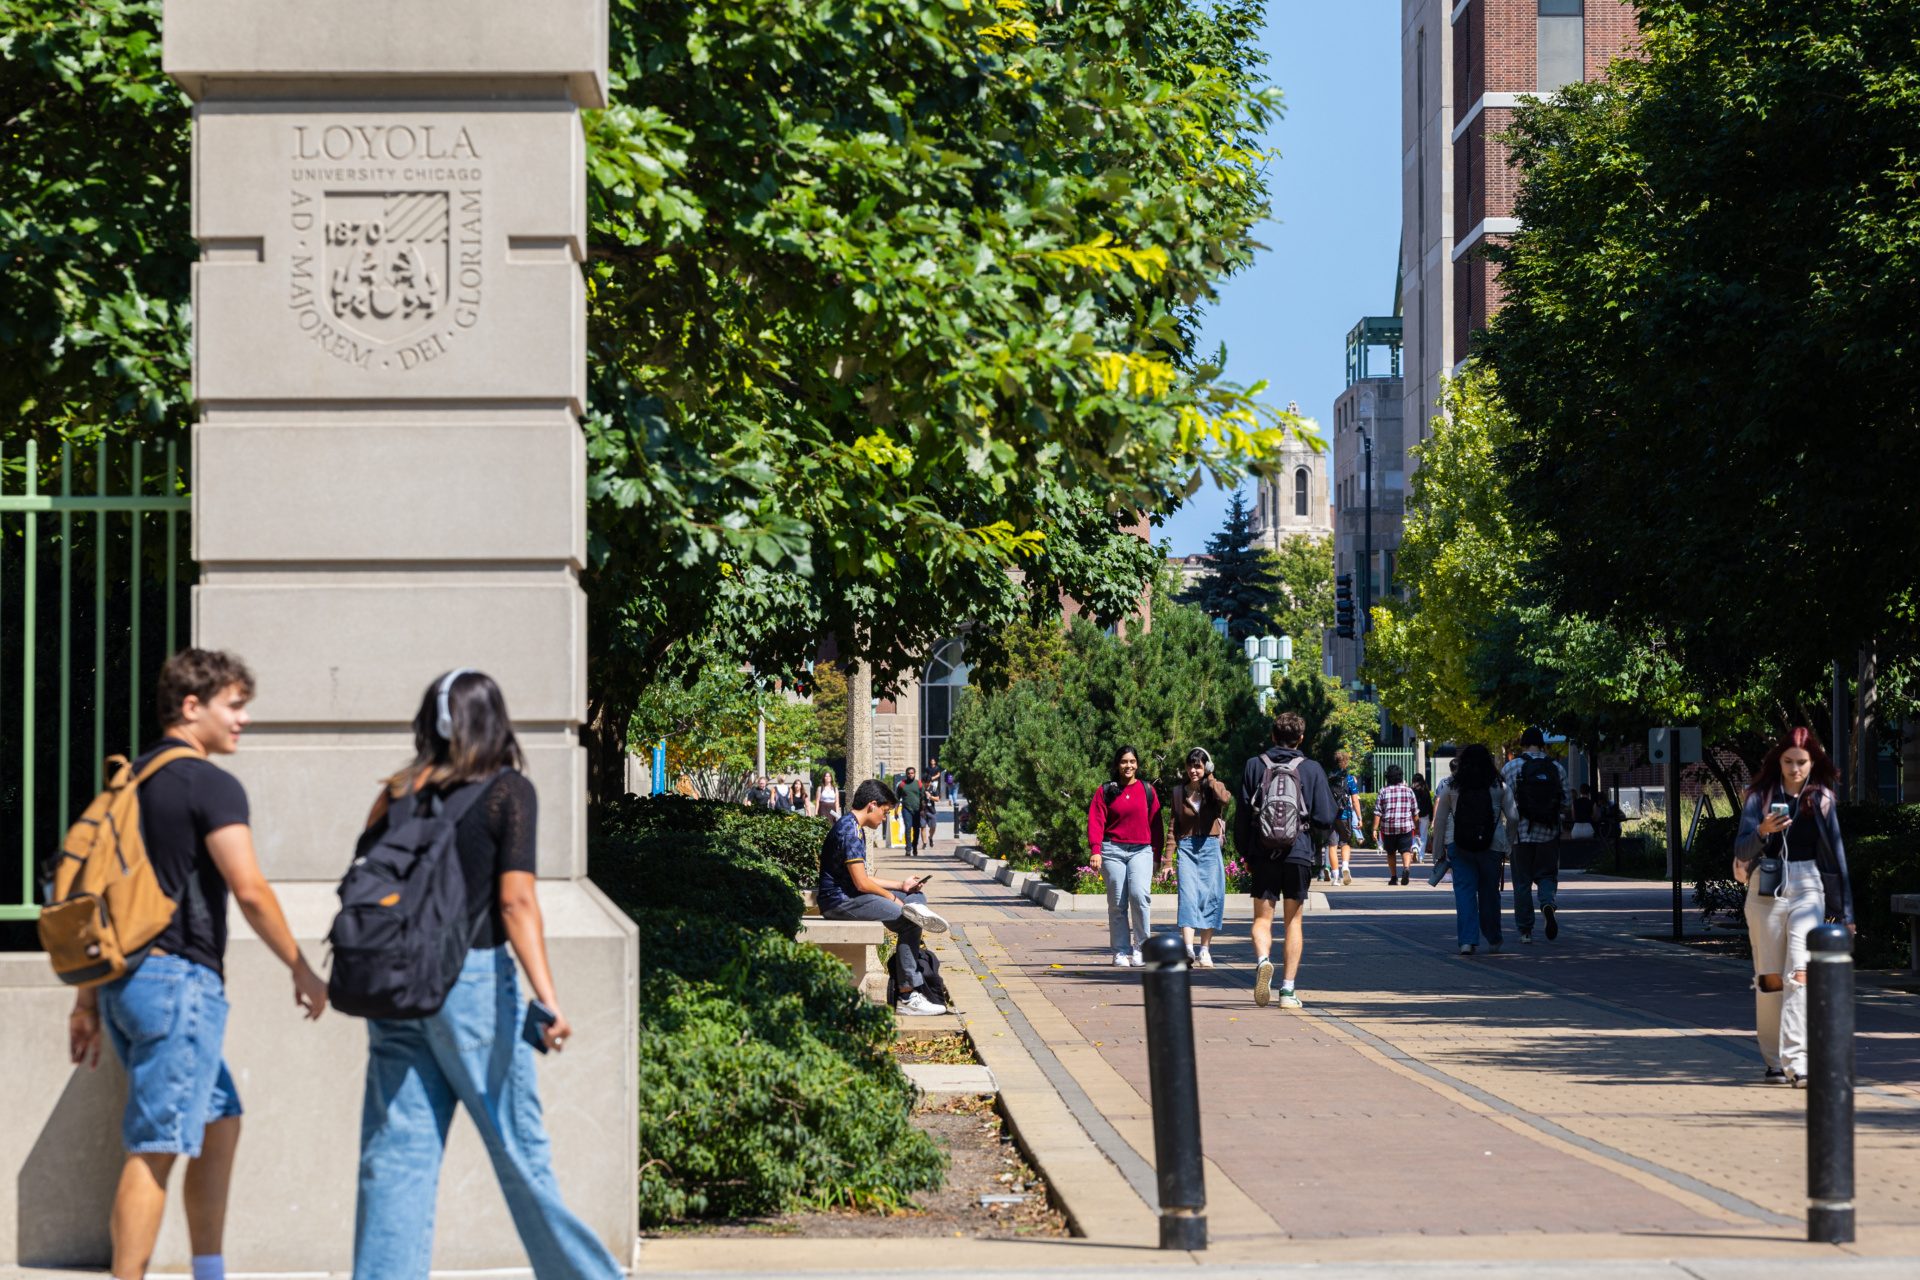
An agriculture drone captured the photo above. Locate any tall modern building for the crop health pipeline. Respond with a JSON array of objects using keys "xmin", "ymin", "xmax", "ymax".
[{"xmin": 1401, "ymin": 1, "xmax": 1638, "ymax": 441}]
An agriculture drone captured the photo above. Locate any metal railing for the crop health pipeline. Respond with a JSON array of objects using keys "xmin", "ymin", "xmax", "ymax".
[
  {"xmin": 1, "ymin": 438, "xmax": 191, "ymax": 921},
  {"xmin": 1370, "ymin": 747, "xmax": 1417, "ymax": 788}
]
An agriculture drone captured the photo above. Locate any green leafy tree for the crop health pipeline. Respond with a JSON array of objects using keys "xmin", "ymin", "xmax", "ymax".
[
  {"xmin": 1483, "ymin": 0, "xmax": 1920, "ymax": 718},
  {"xmin": 629, "ymin": 640, "xmax": 825, "ymax": 797},
  {"xmin": 1267, "ymin": 533, "xmax": 1334, "ymax": 673},
  {"xmin": 1175, "ymin": 490, "xmax": 1283, "ymax": 640}
]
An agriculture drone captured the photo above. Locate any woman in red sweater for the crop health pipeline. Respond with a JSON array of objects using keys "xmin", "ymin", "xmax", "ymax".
[{"xmin": 1088, "ymin": 745, "xmax": 1166, "ymax": 966}]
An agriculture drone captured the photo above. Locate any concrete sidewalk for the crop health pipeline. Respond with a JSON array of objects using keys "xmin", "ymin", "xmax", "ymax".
[{"xmin": 636, "ymin": 835, "xmax": 1920, "ymax": 1274}]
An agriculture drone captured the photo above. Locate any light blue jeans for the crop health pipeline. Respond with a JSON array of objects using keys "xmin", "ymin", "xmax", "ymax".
[
  {"xmin": 353, "ymin": 945, "xmax": 621, "ymax": 1280},
  {"xmin": 1100, "ymin": 841, "xmax": 1154, "ymax": 956},
  {"xmin": 1449, "ymin": 844, "xmax": 1504, "ymax": 949},
  {"xmin": 1175, "ymin": 835, "xmax": 1225, "ymax": 931}
]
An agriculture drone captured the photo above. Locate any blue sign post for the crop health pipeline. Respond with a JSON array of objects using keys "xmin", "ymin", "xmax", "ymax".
[{"xmin": 651, "ymin": 739, "xmax": 667, "ymax": 795}]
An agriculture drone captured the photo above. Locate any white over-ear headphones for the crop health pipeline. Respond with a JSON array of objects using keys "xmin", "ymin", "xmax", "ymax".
[{"xmin": 436, "ymin": 668, "xmax": 475, "ymax": 740}]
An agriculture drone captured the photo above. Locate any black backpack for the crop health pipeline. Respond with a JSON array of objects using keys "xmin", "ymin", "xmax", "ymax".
[
  {"xmin": 886, "ymin": 940, "xmax": 950, "ymax": 1009},
  {"xmin": 326, "ymin": 776, "xmax": 495, "ymax": 1019},
  {"xmin": 1454, "ymin": 784, "xmax": 1501, "ymax": 853},
  {"xmin": 1514, "ymin": 755, "xmax": 1564, "ymax": 827}
]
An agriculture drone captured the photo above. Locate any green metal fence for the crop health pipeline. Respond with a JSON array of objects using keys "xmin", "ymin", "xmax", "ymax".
[
  {"xmin": 1370, "ymin": 747, "xmax": 1418, "ymax": 788},
  {"xmin": 1, "ymin": 438, "xmax": 192, "ymax": 923}
]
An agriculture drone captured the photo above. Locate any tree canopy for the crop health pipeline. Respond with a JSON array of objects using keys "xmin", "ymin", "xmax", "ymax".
[{"xmin": 1483, "ymin": 0, "xmax": 1920, "ymax": 713}]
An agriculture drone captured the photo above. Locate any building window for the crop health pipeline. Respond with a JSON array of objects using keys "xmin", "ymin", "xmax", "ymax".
[
  {"xmin": 1294, "ymin": 468, "xmax": 1309, "ymax": 518},
  {"xmin": 1538, "ymin": 0, "xmax": 1584, "ymax": 93},
  {"xmin": 920, "ymin": 637, "xmax": 970, "ymax": 773}
]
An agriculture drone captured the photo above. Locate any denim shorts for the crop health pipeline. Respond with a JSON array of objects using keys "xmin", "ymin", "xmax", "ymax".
[{"xmin": 98, "ymin": 954, "xmax": 243, "ymax": 1156}]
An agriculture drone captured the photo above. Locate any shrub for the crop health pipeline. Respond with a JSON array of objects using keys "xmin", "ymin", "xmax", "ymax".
[
  {"xmin": 635, "ymin": 912, "xmax": 945, "ymax": 1223},
  {"xmin": 597, "ymin": 793, "xmax": 827, "ymax": 891},
  {"xmin": 597, "ymin": 832, "xmax": 802, "ymax": 937}
]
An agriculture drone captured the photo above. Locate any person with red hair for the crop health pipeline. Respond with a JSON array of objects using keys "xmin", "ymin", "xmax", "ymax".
[{"xmin": 1733, "ymin": 727, "xmax": 1855, "ymax": 1087}]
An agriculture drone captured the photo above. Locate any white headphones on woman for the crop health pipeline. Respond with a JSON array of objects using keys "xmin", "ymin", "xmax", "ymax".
[{"xmin": 436, "ymin": 668, "xmax": 475, "ymax": 740}]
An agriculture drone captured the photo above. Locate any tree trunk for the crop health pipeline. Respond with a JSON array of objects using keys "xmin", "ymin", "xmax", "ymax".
[
  {"xmin": 845, "ymin": 659, "xmax": 873, "ymax": 788},
  {"xmin": 1852, "ymin": 642, "xmax": 1878, "ymax": 803},
  {"xmin": 583, "ymin": 693, "xmax": 629, "ymax": 810}
]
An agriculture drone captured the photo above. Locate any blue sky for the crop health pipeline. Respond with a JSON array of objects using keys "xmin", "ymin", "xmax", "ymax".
[{"xmin": 1155, "ymin": 0, "xmax": 1402, "ymax": 555}]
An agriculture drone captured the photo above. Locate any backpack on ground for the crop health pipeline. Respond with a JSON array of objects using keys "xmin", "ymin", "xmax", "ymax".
[
  {"xmin": 887, "ymin": 939, "xmax": 950, "ymax": 1009},
  {"xmin": 1454, "ymin": 785, "xmax": 1501, "ymax": 853},
  {"xmin": 1253, "ymin": 752, "xmax": 1308, "ymax": 857},
  {"xmin": 326, "ymin": 775, "xmax": 495, "ymax": 1019},
  {"xmin": 38, "ymin": 748, "xmax": 202, "ymax": 988},
  {"xmin": 1514, "ymin": 755, "xmax": 1564, "ymax": 827}
]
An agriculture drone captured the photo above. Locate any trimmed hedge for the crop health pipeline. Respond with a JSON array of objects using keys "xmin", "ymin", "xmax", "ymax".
[{"xmin": 594, "ymin": 797, "xmax": 945, "ymax": 1225}]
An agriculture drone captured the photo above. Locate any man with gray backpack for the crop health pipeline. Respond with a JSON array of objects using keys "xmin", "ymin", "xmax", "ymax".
[
  {"xmin": 1234, "ymin": 711, "xmax": 1336, "ymax": 1009},
  {"xmin": 1503, "ymin": 727, "xmax": 1570, "ymax": 943}
]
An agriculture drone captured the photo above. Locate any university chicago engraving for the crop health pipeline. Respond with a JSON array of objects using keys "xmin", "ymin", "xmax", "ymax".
[{"xmin": 287, "ymin": 122, "xmax": 484, "ymax": 371}]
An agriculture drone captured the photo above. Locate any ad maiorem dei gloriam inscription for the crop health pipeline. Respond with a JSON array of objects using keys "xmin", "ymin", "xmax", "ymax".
[{"xmin": 288, "ymin": 122, "xmax": 483, "ymax": 372}]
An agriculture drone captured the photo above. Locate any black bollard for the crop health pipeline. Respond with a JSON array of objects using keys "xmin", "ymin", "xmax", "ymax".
[
  {"xmin": 1138, "ymin": 933, "xmax": 1207, "ymax": 1250},
  {"xmin": 1806, "ymin": 922, "xmax": 1855, "ymax": 1244}
]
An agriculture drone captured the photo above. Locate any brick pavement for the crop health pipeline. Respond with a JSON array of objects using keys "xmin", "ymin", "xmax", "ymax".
[{"xmin": 889, "ymin": 839, "xmax": 1920, "ymax": 1249}]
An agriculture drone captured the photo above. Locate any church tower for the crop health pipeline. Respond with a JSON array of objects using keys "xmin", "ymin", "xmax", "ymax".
[{"xmin": 1250, "ymin": 401, "xmax": 1333, "ymax": 551}]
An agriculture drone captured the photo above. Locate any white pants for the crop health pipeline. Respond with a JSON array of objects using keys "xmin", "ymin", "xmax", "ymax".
[{"xmin": 1743, "ymin": 860, "xmax": 1825, "ymax": 1074}]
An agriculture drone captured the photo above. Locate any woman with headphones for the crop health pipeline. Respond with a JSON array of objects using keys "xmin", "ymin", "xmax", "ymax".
[
  {"xmin": 350, "ymin": 669, "xmax": 621, "ymax": 1280},
  {"xmin": 1171, "ymin": 748, "xmax": 1232, "ymax": 968}
]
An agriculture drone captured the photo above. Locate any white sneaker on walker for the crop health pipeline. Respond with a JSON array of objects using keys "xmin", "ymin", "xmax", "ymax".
[
  {"xmin": 1114, "ymin": 953, "xmax": 1132, "ymax": 967},
  {"xmin": 1131, "ymin": 948, "xmax": 1144, "ymax": 966},
  {"xmin": 899, "ymin": 991, "xmax": 946, "ymax": 1016},
  {"xmin": 1196, "ymin": 946, "xmax": 1215, "ymax": 968},
  {"xmin": 900, "ymin": 901, "xmax": 949, "ymax": 934}
]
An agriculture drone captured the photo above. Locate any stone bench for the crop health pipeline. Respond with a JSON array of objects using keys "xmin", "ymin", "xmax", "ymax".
[
  {"xmin": 797, "ymin": 917, "xmax": 888, "ymax": 1003},
  {"xmin": 1893, "ymin": 894, "xmax": 1920, "ymax": 977}
]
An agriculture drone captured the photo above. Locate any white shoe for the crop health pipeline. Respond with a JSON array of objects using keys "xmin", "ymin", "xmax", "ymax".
[
  {"xmin": 1114, "ymin": 953, "xmax": 1133, "ymax": 967},
  {"xmin": 900, "ymin": 901, "xmax": 949, "ymax": 934},
  {"xmin": 898, "ymin": 991, "xmax": 947, "ymax": 1016},
  {"xmin": 1196, "ymin": 946, "xmax": 1214, "ymax": 969},
  {"xmin": 1131, "ymin": 948, "xmax": 1144, "ymax": 966},
  {"xmin": 1254, "ymin": 958, "xmax": 1274, "ymax": 1006}
]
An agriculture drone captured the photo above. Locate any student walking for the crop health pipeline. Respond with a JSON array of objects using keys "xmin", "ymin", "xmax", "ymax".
[
  {"xmin": 1088, "ymin": 745, "xmax": 1166, "ymax": 966},
  {"xmin": 899, "ymin": 767, "xmax": 927, "ymax": 856},
  {"xmin": 1503, "ymin": 727, "xmax": 1568, "ymax": 942},
  {"xmin": 815, "ymin": 774, "xmax": 841, "ymax": 819},
  {"xmin": 818, "ymin": 779, "xmax": 951, "ymax": 1014},
  {"xmin": 1734, "ymin": 728, "xmax": 1855, "ymax": 1086},
  {"xmin": 1411, "ymin": 772, "xmax": 1435, "ymax": 863},
  {"xmin": 1372, "ymin": 765, "xmax": 1420, "ymax": 885},
  {"xmin": 350, "ymin": 670, "xmax": 622, "ymax": 1280},
  {"xmin": 1325, "ymin": 750, "xmax": 1359, "ymax": 884},
  {"xmin": 1235, "ymin": 712, "xmax": 1335, "ymax": 1008},
  {"xmin": 1170, "ymin": 748, "xmax": 1232, "ymax": 967},
  {"xmin": 1432, "ymin": 744, "xmax": 1515, "ymax": 954},
  {"xmin": 64, "ymin": 649, "xmax": 329, "ymax": 1280}
]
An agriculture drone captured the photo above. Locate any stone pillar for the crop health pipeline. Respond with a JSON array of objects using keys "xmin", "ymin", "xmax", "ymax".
[
  {"xmin": 846, "ymin": 659, "xmax": 874, "ymax": 787},
  {"xmin": 152, "ymin": 3, "xmax": 635, "ymax": 1272}
]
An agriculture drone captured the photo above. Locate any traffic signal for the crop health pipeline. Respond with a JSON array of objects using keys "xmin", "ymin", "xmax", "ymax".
[{"xmin": 1335, "ymin": 573, "xmax": 1355, "ymax": 639}]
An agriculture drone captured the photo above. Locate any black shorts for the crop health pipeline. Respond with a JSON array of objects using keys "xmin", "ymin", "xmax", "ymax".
[
  {"xmin": 1250, "ymin": 857, "xmax": 1314, "ymax": 903},
  {"xmin": 1333, "ymin": 817, "xmax": 1358, "ymax": 846},
  {"xmin": 1381, "ymin": 833, "xmax": 1415, "ymax": 854}
]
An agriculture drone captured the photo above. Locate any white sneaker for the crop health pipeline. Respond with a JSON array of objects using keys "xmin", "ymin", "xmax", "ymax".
[
  {"xmin": 900, "ymin": 901, "xmax": 949, "ymax": 935},
  {"xmin": 1254, "ymin": 958, "xmax": 1274, "ymax": 1006},
  {"xmin": 1196, "ymin": 946, "xmax": 1214, "ymax": 969},
  {"xmin": 1114, "ymin": 953, "xmax": 1133, "ymax": 967},
  {"xmin": 1131, "ymin": 948, "xmax": 1144, "ymax": 966},
  {"xmin": 898, "ymin": 991, "xmax": 947, "ymax": 1016}
]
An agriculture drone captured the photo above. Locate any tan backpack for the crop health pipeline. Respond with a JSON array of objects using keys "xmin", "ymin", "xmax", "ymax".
[{"xmin": 38, "ymin": 747, "xmax": 200, "ymax": 987}]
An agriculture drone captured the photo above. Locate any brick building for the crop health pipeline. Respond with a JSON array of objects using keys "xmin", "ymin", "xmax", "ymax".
[{"xmin": 1401, "ymin": 1, "xmax": 1638, "ymax": 442}]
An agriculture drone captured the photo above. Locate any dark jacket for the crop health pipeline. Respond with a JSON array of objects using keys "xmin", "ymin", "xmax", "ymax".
[
  {"xmin": 1234, "ymin": 747, "xmax": 1336, "ymax": 864},
  {"xmin": 1733, "ymin": 784, "xmax": 1854, "ymax": 924}
]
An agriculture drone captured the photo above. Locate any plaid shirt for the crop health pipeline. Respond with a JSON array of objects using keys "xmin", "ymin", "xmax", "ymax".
[
  {"xmin": 1502, "ymin": 751, "xmax": 1567, "ymax": 844},
  {"xmin": 1374, "ymin": 782, "xmax": 1419, "ymax": 835}
]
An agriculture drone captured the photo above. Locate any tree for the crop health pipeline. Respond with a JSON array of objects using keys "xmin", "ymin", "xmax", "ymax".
[
  {"xmin": 1176, "ymin": 490, "xmax": 1283, "ymax": 640},
  {"xmin": 1267, "ymin": 534, "xmax": 1334, "ymax": 673},
  {"xmin": 628, "ymin": 640, "xmax": 825, "ymax": 797},
  {"xmin": 3, "ymin": 0, "xmax": 1303, "ymax": 807},
  {"xmin": 1483, "ymin": 0, "xmax": 1920, "ymax": 718},
  {"xmin": 809, "ymin": 661, "xmax": 849, "ymax": 773},
  {"xmin": 1271, "ymin": 666, "xmax": 1377, "ymax": 778}
]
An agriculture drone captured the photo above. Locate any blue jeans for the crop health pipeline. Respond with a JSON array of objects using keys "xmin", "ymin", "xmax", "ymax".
[
  {"xmin": 1511, "ymin": 841, "xmax": 1560, "ymax": 936},
  {"xmin": 98, "ymin": 954, "xmax": 242, "ymax": 1156},
  {"xmin": 1175, "ymin": 835, "xmax": 1225, "ymax": 931},
  {"xmin": 824, "ymin": 891, "xmax": 929, "ymax": 990},
  {"xmin": 1449, "ymin": 846, "xmax": 1504, "ymax": 949},
  {"xmin": 1100, "ymin": 841, "xmax": 1153, "ymax": 955},
  {"xmin": 354, "ymin": 946, "xmax": 621, "ymax": 1280}
]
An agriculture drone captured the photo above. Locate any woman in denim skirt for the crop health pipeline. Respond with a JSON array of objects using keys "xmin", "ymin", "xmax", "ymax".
[
  {"xmin": 1170, "ymin": 748, "xmax": 1232, "ymax": 968},
  {"xmin": 350, "ymin": 670, "xmax": 621, "ymax": 1280}
]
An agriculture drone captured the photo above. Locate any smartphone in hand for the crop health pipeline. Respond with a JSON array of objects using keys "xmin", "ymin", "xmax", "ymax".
[{"xmin": 523, "ymin": 999, "xmax": 558, "ymax": 1054}]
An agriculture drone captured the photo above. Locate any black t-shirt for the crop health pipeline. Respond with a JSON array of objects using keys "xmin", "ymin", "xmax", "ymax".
[
  {"xmin": 135, "ymin": 741, "xmax": 250, "ymax": 979},
  {"xmin": 358, "ymin": 771, "xmax": 538, "ymax": 948},
  {"xmin": 1785, "ymin": 800, "xmax": 1820, "ymax": 862}
]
